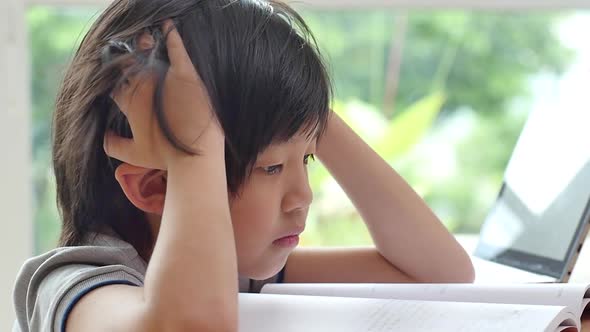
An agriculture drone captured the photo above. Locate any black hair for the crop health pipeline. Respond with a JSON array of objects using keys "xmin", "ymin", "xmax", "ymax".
[{"xmin": 53, "ymin": 0, "xmax": 332, "ymax": 256}]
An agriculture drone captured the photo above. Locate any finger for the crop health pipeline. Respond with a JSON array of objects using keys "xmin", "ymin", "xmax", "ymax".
[
  {"xmin": 104, "ymin": 130, "xmax": 138, "ymax": 164},
  {"xmin": 111, "ymin": 70, "xmax": 143, "ymax": 116},
  {"xmin": 137, "ymin": 31, "xmax": 155, "ymax": 51},
  {"xmin": 110, "ymin": 81, "xmax": 131, "ymax": 116},
  {"xmin": 112, "ymin": 73, "xmax": 155, "ymax": 124},
  {"xmin": 162, "ymin": 20, "xmax": 193, "ymax": 73}
]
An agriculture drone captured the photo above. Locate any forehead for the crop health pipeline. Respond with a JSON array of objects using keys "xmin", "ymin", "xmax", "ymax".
[
  {"xmin": 286, "ymin": 133, "xmax": 317, "ymax": 144},
  {"xmin": 261, "ymin": 133, "xmax": 317, "ymax": 154}
]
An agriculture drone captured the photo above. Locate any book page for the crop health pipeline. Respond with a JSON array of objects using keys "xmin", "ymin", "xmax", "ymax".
[
  {"xmin": 239, "ymin": 293, "xmax": 575, "ymax": 332},
  {"xmin": 262, "ymin": 283, "xmax": 589, "ymax": 319}
]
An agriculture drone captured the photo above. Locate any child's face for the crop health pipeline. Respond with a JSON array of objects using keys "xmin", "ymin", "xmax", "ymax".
[{"xmin": 229, "ymin": 132, "xmax": 316, "ymax": 279}]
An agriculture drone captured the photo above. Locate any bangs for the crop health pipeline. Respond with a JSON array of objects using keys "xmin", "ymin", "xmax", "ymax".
[
  {"xmin": 102, "ymin": 0, "xmax": 336, "ymax": 192},
  {"xmin": 262, "ymin": 2, "xmax": 332, "ymax": 144},
  {"xmin": 220, "ymin": 1, "xmax": 332, "ymax": 151},
  {"xmin": 266, "ymin": 39, "xmax": 331, "ymax": 145}
]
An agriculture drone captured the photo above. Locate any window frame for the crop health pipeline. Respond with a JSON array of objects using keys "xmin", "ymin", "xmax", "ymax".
[{"xmin": 4, "ymin": 0, "xmax": 590, "ymax": 328}]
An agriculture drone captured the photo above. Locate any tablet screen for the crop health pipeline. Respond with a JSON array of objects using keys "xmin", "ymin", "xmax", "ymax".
[{"xmin": 476, "ymin": 84, "xmax": 590, "ymax": 277}]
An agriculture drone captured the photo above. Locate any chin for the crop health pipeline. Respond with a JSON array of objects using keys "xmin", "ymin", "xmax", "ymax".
[{"xmin": 238, "ymin": 254, "xmax": 288, "ymax": 280}]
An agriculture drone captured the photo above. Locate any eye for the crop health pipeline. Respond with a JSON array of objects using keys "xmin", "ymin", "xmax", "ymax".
[
  {"xmin": 304, "ymin": 154, "xmax": 315, "ymax": 165},
  {"xmin": 263, "ymin": 164, "xmax": 283, "ymax": 175}
]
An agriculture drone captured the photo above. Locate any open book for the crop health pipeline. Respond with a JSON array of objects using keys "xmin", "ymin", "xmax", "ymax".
[{"xmin": 237, "ymin": 283, "xmax": 590, "ymax": 332}]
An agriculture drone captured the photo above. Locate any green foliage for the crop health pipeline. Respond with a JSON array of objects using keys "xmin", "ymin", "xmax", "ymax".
[
  {"xmin": 305, "ymin": 93, "xmax": 446, "ymax": 246},
  {"xmin": 309, "ymin": 91, "xmax": 444, "ymax": 193},
  {"xmin": 28, "ymin": 6, "xmax": 100, "ymax": 252},
  {"xmin": 302, "ymin": 10, "xmax": 572, "ymax": 114},
  {"xmin": 375, "ymin": 91, "xmax": 445, "ymax": 159},
  {"xmin": 27, "ymin": 6, "xmax": 574, "ymax": 250},
  {"xmin": 28, "ymin": 7, "xmax": 98, "ymax": 155}
]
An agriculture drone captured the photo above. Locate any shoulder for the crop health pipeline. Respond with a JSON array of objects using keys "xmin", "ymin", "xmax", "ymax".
[{"xmin": 12, "ymin": 232, "xmax": 146, "ymax": 332}]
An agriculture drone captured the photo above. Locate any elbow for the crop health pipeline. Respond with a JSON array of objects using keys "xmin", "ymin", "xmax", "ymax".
[
  {"xmin": 464, "ymin": 258, "xmax": 476, "ymax": 283},
  {"xmin": 448, "ymin": 253, "xmax": 476, "ymax": 283},
  {"xmin": 430, "ymin": 250, "xmax": 476, "ymax": 284},
  {"xmin": 445, "ymin": 239, "xmax": 476, "ymax": 283},
  {"xmin": 157, "ymin": 314, "xmax": 238, "ymax": 332},
  {"xmin": 427, "ymin": 262, "xmax": 474, "ymax": 284},
  {"xmin": 149, "ymin": 303, "xmax": 238, "ymax": 332},
  {"xmin": 461, "ymin": 248, "xmax": 476, "ymax": 283},
  {"xmin": 456, "ymin": 260, "xmax": 476, "ymax": 283},
  {"xmin": 164, "ymin": 318, "xmax": 237, "ymax": 332}
]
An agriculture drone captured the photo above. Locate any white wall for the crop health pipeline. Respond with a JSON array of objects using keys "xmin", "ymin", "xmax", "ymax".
[
  {"xmin": 0, "ymin": 0, "xmax": 32, "ymax": 328},
  {"xmin": 303, "ymin": 0, "xmax": 590, "ymax": 9},
  {"xmin": 1, "ymin": 0, "xmax": 589, "ymax": 329},
  {"xmin": 22, "ymin": 0, "xmax": 590, "ymax": 8}
]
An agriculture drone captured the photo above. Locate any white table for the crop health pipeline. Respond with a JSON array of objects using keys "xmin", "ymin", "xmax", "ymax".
[{"xmin": 455, "ymin": 234, "xmax": 590, "ymax": 283}]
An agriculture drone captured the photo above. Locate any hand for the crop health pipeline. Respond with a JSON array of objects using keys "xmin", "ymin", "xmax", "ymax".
[
  {"xmin": 315, "ymin": 109, "xmax": 337, "ymax": 160},
  {"xmin": 104, "ymin": 20, "xmax": 223, "ymax": 170}
]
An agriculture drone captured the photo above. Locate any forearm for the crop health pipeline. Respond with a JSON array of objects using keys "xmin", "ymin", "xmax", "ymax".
[
  {"xmin": 317, "ymin": 113, "xmax": 474, "ymax": 283},
  {"xmin": 144, "ymin": 138, "xmax": 238, "ymax": 330}
]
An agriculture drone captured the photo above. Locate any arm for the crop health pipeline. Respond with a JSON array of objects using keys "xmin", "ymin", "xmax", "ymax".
[
  {"xmin": 66, "ymin": 22, "xmax": 238, "ymax": 332},
  {"xmin": 68, "ymin": 153, "xmax": 237, "ymax": 332},
  {"xmin": 146, "ymin": 151, "xmax": 238, "ymax": 330},
  {"xmin": 287, "ymin": 112, "xmax": 474, "ymax": 284}
]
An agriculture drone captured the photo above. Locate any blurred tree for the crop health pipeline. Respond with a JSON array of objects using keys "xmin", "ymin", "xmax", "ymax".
[
  {"xmin": 28, "ymin": 6, "xmax": 99, "ymax": 252},
  {"xmin": 299, "ymin": 10, "xmax": 572, "ymax": 242},
  {"xmin": 302, "ymin": 10, "xmax": 572, "ymax": 116},
  {"xmin": 27, "ymin": 6, "xmax": 575, "ymax": 250}
]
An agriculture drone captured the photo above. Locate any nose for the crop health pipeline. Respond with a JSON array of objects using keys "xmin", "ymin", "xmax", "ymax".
[{"xmin": 281, "ymin": 168, "xmax": 313, "ymax": 214}]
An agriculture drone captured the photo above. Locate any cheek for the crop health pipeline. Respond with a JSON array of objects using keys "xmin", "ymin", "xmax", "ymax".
[
  {"xmin": 229, "ymin": 185, "xmax": 281, "ymax": 249},
  {"xmin": 229, "ymin": 179, "xmax": 292, "ymax": 278}
]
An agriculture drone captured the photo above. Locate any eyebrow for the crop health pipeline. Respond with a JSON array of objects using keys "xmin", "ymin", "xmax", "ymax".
[
  {"xmin": 262, "ymin": 139, "xmax": 316, "ymax": 157},
  {"xmin": 287, "ymin": 134, "xmax": 318, "ymax": 144}
]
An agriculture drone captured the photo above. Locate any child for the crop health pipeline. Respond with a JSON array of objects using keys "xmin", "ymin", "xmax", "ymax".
[{"xmin": 13, "ymin": 0, "xmax": 474, "ymax": 331}]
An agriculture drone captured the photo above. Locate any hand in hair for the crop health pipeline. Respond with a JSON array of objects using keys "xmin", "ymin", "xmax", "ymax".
[{"xmin": 104, "ymin": 20, "xmax": 224, "ymax": 170}]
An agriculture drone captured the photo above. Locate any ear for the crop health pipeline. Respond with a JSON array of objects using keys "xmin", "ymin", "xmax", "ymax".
[{"xmin": 115, "ymin": 163, "xmax": 167, "ymax": 215}]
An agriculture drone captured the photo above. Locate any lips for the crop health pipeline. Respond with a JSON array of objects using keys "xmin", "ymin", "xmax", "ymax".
[
  {"xmin": 273, "ymin": 235, "xmax": 300, "ymax": 248},
  {"xmin": 275, "ymin": 227, "xmax": 304, "ymax": 241},
  {"xmin": 273, "ymin": 227, "xmax": 304, "ymax": 248}
]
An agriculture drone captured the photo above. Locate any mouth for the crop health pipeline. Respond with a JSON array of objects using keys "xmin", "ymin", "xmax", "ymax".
[
  {"xmin": 272, "ymin": 235, "xmax": 300, "ymax": 248},
  {"xmin": 273, "ymin": 228, "xmax": 304, "ymax": 248}
]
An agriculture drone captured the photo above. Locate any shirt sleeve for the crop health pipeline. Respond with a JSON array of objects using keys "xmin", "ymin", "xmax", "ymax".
[{"xmin": 32, "ymin": 264, "xmax": 144, "ymax": 332}]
